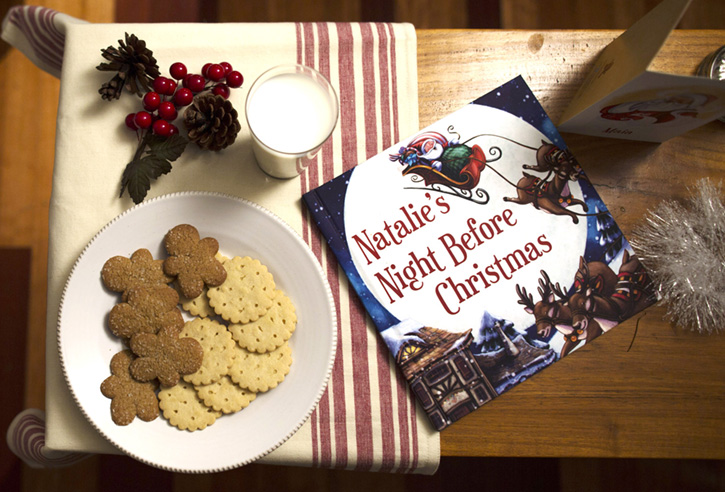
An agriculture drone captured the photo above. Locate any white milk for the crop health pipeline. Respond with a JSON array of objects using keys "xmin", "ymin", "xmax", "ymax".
[{"xmin": 247, "ymin": 72, "xmax": 337, "ymax": 154}]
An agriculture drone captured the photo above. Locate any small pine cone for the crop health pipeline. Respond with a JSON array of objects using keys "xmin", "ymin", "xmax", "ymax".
[
  {"xmin": 183, "ymin": 94, "xmax": 242, "ymax": 151},
  {"xmin": 97, "ymin": 33, "xmax": 160, "ymax": 100}
]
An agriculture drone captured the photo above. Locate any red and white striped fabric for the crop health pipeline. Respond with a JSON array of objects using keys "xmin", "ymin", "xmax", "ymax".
[
  {"xmin": 294, "ymin": 23, "xmax": 433, "ymax": 472},
  {"xmin": 3, "ymin": 8, "xmax": 440, "ymax": 474},
  {"xmin": 6, "ymin": 409, "xmax": 87, "ymax": 469},
  {"xmin": 0, "ymin": 6, "xmax": 84, "ymax": 78}
]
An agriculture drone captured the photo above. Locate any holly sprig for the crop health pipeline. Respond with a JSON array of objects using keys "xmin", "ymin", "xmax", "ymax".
[
  {"xmin": 120, "ymin": 133, "xmax": 187, "ymax": 204},
  {"xmin": 97, "ymin": 35, "xmax": 244, "ymax": 204}
]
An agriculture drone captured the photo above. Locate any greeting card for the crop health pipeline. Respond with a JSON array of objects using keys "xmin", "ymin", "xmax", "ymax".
[{"xmin": 558, "ymin": 0, "xmax": 725, "ymax": 142}]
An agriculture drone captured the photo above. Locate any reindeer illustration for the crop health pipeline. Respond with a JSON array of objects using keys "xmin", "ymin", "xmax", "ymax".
[
  {"xmin": 503, "ymin": 143, "xmax": 590, "ymax": 223},
  {"xmin": 516, "ymin": 270, "xmax": 573, "ymax": 345},
  {"xmin": 569, "ymin": 251, "xmax": 654, "ymax": 343},
  {"xmin": 561, "ymin": 258, "xmax": 619, "ymax": 352}
]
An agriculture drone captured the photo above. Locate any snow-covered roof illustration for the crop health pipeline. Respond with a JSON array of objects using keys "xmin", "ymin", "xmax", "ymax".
[{"xmin": 381, "ymin": 318, "xmax": 426, "ymax": 356}]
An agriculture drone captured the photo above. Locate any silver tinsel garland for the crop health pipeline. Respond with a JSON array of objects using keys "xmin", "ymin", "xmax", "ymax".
[{"xmin": 631, "ymin": 178, "xmax": 725, "ymax": 335}]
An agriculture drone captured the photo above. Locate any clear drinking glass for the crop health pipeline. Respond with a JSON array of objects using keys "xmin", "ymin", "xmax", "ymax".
[{"xmin": 245, "ymin": 64, "xmax": 339, "ymax": 178}]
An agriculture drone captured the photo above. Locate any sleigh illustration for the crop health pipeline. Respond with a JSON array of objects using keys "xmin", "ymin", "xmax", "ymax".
[{"xmin": 390, "ymin": 131, "xmax": 491, "ymax": 203}]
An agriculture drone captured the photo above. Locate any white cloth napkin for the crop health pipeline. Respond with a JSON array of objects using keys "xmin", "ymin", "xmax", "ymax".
[{"xmin": 3, "ymin": 7, "xmax": 440, "ymax": 474}]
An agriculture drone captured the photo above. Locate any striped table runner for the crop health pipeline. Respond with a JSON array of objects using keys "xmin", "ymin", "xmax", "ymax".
[
  {"xmin": 294, "ymin": 22, "xmax": 434, "ymax": 472},
  {"xmin": 2, "ymin": 7, "xmax": 440, "ymax": 474}
]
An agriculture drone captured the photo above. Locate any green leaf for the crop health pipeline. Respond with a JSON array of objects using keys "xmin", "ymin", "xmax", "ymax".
[
  {"xmin": 120, "ymin": 155, "xmax": 173, "ymax": 204},
  {"xmin": 147, "ymin": 134, "xmax": 188, "ymax": 162}
]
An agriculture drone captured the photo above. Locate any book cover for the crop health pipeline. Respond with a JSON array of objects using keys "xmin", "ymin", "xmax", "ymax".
[{"xmin": 303, "ymin": 76, "xmax": 656, "ymax": 431}]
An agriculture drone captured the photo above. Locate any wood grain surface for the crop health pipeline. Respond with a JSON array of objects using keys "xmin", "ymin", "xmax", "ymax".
[
  {"xmin": 2, "ymin": 0, "xmax": 725, "ymax": 489},
  {"xmin": 417, "ymin": 29, "xmax": 725, "ymax": 459}
]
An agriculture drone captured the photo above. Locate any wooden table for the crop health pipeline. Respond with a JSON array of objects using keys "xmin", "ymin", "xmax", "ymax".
[
  {"xmin": 3, "ymin": 29, "xmax": 724, "ymax": 472},
  {"xmin": 419, "ymin": 30, "xmax": 725, "ymax": 460}
]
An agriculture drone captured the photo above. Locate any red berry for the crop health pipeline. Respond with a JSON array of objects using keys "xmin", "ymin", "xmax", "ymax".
[
  {"xmin": 134, "ymin": 111, "xmax": 152, "ymax": 129},
  {"xmin": 152, "ymin": 119, "xmax": 172, "ymax": 137},
  {"xmin": 212, "ymin": 83, "xmax": 231, "ymax": 99},
  {"xmin": 153, "ymin": 77, "xmax": 171, "ymax": 95},
  {"xmin": 168, "ymin": 124, "xmax": 179, "ymax": 136},
  {"xmin": 125, "ymin": 113, "xmax": 138, "ymax": 130},
  {"xmin": 173, "ymin": 87, "xmax": 194, "ymax": 106},
  {"xmin": 143, "ymin": 91, "xmax": 161, "ymax": 111},
  {"xmin": 201, "ymin": 63, "xmax": 212, "ymax": 77},
  {"xmin": 186, "ymin": 74, "xmax": 206, "ymax": 93},
  {"xmin": 226, "ymin": 70, "xmax": 244, "ymax": 88},
  {"xmin": 207, "ymin": 64, "xmax": 225, "ymax": 82},
  {"xmin": 158, "ymin": 101, "xmax": 178, "ymax": 121},
  {"xmin": 220, "ymin": 62, "xmax": 233, "ymax": 75},
  {"xmin": 164, "ymin": 79, "xmax": 177, "ymax": 95},
  {"xmin": 169, "ymin": 62, "xmax": 187, "ymax": 80}
]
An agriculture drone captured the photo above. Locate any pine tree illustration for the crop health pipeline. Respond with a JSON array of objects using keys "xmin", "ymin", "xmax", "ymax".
[{"xmin": 596, "ymin": 206, "xmax": 623, "ymax": 261}]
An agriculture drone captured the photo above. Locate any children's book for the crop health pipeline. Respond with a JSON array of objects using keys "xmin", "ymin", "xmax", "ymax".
[{"xmin": 303, "ymin": 76, "xmax": 656, "ymax": 431}]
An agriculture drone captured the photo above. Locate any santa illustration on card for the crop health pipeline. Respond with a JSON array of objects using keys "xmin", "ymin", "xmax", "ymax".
[{"xmin": 599, "ymin": 91, "xmax": 716, "ymax": 124}]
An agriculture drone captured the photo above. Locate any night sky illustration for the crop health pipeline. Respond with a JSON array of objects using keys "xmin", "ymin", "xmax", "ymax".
[
  {"xmin": 302, "ymin": 76, "xmax": 627, "ymax": 334},
  {"xmin": 472, "ymin": 76, "xmax": 565, "ymax": 150}
]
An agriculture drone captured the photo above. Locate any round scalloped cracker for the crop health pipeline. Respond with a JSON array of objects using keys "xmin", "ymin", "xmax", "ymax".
[
  {"xmin": 228, "ymin": 289, "xmax": 297, "ymax": 353},
  {"xmin": 158, "ymin": 380, "xmax": 221, "ymax": 431},
  {"xmin": 195, "ymin": 375, "xmax": 257, "ymax": 414},
  {"xmin": 228, "ymin": 342, "xmax": 292, "ymax": 393},
  {"xmin": 180, "ymin": 287, "xmax": 216, "ymax": 318},
  {"xmin": 180, "ymin": 317, "xmax": 236, "ymax": 386},
  {"xmin": 207, "ymin": 256, "xmax": 276, "ymax": 324}
]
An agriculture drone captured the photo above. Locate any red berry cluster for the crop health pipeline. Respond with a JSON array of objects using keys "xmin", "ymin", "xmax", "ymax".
[{"xmin": 125, "ymin": 62, "xmax": 244, "ymax": 138}]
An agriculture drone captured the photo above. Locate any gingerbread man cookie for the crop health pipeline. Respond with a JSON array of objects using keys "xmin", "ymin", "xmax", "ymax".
[
  {"xmin": 100, "ymin": 350, "xmax": 159, "ymax": 426},
  {"xmin": 101, "ymin": 248, "xmax": 173, "ymax": 300},
  {"xmin": 129, "ymin": 325, "xmax": 204, "ymax": 387},
  {"xmin": 108, "ymin": 285, "xmax": 184, "ymax": 340},
  {"xmin": 163, "ymin": 224, "xmax": 227, "ymax": 299}
]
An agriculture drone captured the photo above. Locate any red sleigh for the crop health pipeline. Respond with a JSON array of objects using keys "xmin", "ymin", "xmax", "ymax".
[{"xmin": 401, "ymin": 144, "xmax": 487, "ymax": 191}]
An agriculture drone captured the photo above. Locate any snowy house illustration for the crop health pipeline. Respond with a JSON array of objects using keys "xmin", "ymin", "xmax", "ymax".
[
  {"xmin": 383, "ymin": 321, "xmax": 497, "ymax": 430},
  {"xmin": 472, "ymin": 312, "xmax": 557, "ymax": 394}
]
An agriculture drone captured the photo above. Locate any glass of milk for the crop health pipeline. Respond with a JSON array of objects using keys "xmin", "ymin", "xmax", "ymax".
[{"xmin": 245, "ymin": 64, "xmax": 339, "ymax": 178}]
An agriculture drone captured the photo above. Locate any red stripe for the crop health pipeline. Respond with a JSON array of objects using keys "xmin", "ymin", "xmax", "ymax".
[
  {"xmin": 295, "ymin": 22, "xmax": 319, "ymax": 467},
  {"xmin": 384, "ymin": 23, "xmax": 415, "ymax": 472},
  {"xmin": 315, "ymin": 22, "xmax": 351, "ymax": 470},
  {"xmin": 303, "ymin": 24, "xmax": 321, "ymax": 200},
  {"xmin": 375, "ymin": 342, "xmax": 395, "ymax": 472},
  {"xmin": 370, "ymin": 23, "xmax": 397, "ymax": 472},
  {"xmin": 348, "ymin": 22, "xmax": 379, "ymax": 472},
  {"xmin": 337, "ymin": 23, "xmax": 359, "ymax": 174},
  {"xmin": 299, "ymin": 21, "xmax": 338, "ymax": 469},
  {"xmin": 375, "ymin": 23, "xmax": 392, "ymax": 150},
  {"xmin": 394, "ymin": 372, "xmax": 411, "ymax": 472},
  {"xmin": 386, "ymin": 23, "xmax": 402, "ymax": 143},
  {"xmin": 361, "ymin": 23, "xmax": 379, "ymax": 161},
  {"xmin": 409, "ymin": 390, "xmax": 420, "ymax": 471},
  {"xmin": 349, "ymin": 294, "xmax": 373, "ymax": 470},
  {"xmin": 336, "ymin": 21, "xmax": 369, "ymax": 468}
]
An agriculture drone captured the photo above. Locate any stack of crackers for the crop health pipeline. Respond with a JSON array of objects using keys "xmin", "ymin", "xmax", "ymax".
[{"xmin": 99, "ymin": 224, "xmax": 296, "ymax": 431}]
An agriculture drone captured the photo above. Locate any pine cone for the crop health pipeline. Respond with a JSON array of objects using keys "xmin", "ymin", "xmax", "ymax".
[
  {"xmin": 183, "ymin": 94, "xmax": 242, "ymax": 151},
  {"xmin": 97, "ymin": 33, "xmax": 160, "ymax": 100}
]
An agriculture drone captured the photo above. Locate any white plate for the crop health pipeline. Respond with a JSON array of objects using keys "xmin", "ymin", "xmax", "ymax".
[{"xmin": 57, "ymin": 192, "xmax": 336, "ymax": 473}]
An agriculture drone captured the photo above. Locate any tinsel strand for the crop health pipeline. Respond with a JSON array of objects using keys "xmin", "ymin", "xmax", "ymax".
[{"xmin": 630, "ymin": 178, "xmax": 725, "ymax": 335}]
